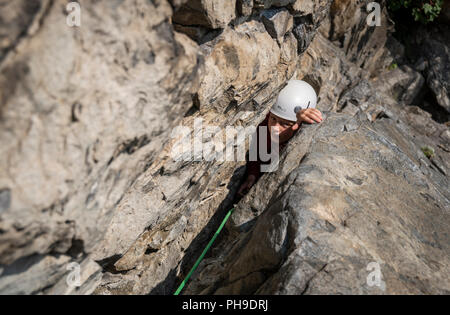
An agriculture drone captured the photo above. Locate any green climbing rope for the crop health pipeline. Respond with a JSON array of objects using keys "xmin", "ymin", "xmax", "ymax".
[{"xmin": 174, "ymin": 207, "xmax": 235, "ymax": 295}]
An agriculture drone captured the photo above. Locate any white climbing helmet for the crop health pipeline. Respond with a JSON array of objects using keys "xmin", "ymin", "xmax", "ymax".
[{"xmin": 270, "ymin": 80, "xmax": 318, "ymax": 122}]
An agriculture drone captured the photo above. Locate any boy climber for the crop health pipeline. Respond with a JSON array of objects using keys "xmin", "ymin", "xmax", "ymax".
[{"xmin": 237, "ymin": 80, "xmax": 324, "ymax": 198}]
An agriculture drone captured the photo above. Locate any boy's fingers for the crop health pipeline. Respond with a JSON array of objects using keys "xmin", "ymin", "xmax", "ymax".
[
  {"xmin": 313, "ymin": 114, "xmax": 323, "ymax": 123},
  {"xmin": 305, "ymin": 113, "xmax": 320, "ymax": 123},
  {"xmin": 306, "ymin": 108, "xmax": 322, "ymax": 120},
  {"xmin": 313, "ymin": 109, "xmax": 323, "ymax": 119},
  {"xmin": 292, "ymin": 123, "xmax": 300, "ymax": 131},
  {"xmin": 308, "ymin": 112, "xmax": 322, "ymax": 123}
]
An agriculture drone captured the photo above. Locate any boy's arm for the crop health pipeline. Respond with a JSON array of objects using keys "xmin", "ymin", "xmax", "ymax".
[{"xmin": 246, "ymin": 159, "xmax": 261, "ymax": 180}]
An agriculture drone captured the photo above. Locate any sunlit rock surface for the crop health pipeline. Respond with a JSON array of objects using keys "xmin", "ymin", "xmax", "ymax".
[{"xmin": 0, "ymin": 0, "xmax": 448, "ymax": 295}]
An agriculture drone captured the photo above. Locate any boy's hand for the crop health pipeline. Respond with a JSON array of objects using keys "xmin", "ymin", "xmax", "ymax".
[
  {"xmin": 237, "ymin": 175, "xmax": 256, "ymax": 197},
  {"xmin": 292, "ymin": 108, "xmax": 323, "ymax": 131}
]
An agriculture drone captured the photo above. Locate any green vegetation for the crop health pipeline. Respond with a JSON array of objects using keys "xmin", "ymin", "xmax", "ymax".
[
  {"xmin": 388, "ymin": 0, "xmax": 443, "ymax": 24},
  {"xmin": 421, "ymin": 146, "xmax": 435, "ymax": 159},
  {"xmin": 388, "ymin": 63, "xmax": 398, "ymax": 71}
]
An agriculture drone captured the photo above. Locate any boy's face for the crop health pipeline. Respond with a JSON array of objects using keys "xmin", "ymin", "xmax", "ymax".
[{"xmin": 268, "ymin": 112, "xmax": 296, "ymax": 144}]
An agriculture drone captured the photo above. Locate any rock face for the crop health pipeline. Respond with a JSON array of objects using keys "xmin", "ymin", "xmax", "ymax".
[
  {"xmin": 412, "ymin": 24, "xmax": 450, "ymax": 114},
  {"xmin": 173, "ymin": 0, "xmax": 237, "ymax": 29},
  {"xmin": 0, "ymin": 0, "xmax": 202, "ymax": 294},
  {"xmin": 0, "ymin": 0, "xmax": 41, "ymax": 62},
  {"xmin": 185, "ymin": 110, "xmax": 450, "ymax": 294},
  {"xmin": 0, "ymin": 0, "xmax": 449, "ymax": 295},
  {"xmin": 261, "ymin": 8, "xmax": 294, "ymax": 42}
]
